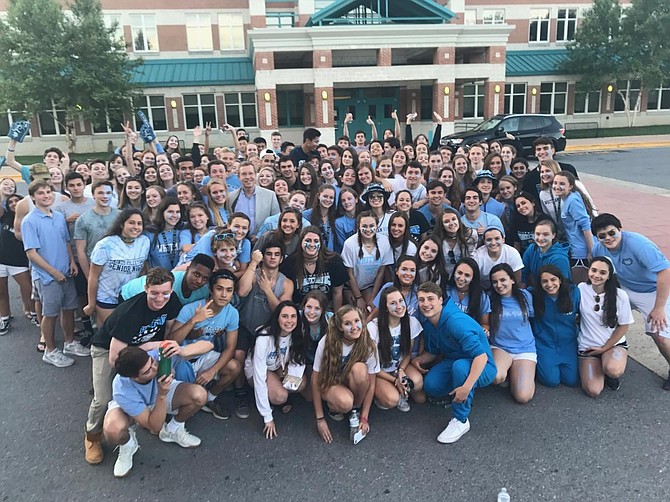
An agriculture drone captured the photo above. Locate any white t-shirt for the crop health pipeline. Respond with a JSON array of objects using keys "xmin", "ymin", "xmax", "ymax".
[
  {"xmin": 577, "ymin": 283, "xmax": 634, "ymax": 352},
  {"xmin": 341, "ymin": 233, "xmax": 394, "ymax": 290},
  {"xmin": 313, "ymin": 336, "xmax": 380, "ymax": 375},
  {"xmin": 473, "ymin": 244, "xmax": 524, "ymax": 290},
  {"xmin": 367, "ymin": 317, "xmax": 423, "ymax": 372}
]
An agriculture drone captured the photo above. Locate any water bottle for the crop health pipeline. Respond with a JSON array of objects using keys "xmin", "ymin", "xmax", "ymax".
[
  {"xmin": 349, "ymin": 409, "xmax": 360, "ymax": 441},
  {"xmin": 497, "ymin": 487, "xmax": 510, "ymax": 502},
  {"xmin": 157, "ymin": 347, "xmax": 171, "ymax": 379}
]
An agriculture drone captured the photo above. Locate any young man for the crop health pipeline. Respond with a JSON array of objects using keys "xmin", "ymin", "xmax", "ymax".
[
  {"xmin": 383, "ymin": 137, "xmax": 401, "ymax": 156},
  {"xmin": 337, "ymin": 136, "xmax": 350, "ymax": 150},
  {"xmin": 270, "ymin": 131, "xmax": 282, "ymax": 154},
  {"xmin": 418, "ymin": 180, "xmax": 450, "ymax": 227},
  {"xmin": 175, "ymin": 156, "xmax": 194, "ymax": 182},
  {"xmin": 84, "ymin": 268, "xmax": 181, "ymax": 465},
  {"xmin": 289, "ymin": 127, "xmax": 321, "ymax": 167},
  {"xmin": 327, "ymin": 145, "xmax": 343, "ymax": 173},
  {"xmin": 460, "ymin": 187, "xmax": 504, "ymax": 243},
  {"xmin": 104, "ymin": 345, "xmax": 209, "ymax": 478},
  {"xmin": 278, "ymin": 156, "xmax": 298, "ymax": 189},
  {"xmin": 468, "ymin": 144, "xmax": 485, "ymax": 173},
  {"xmin": 21, "ymin": 181, "xmax": 88, "ymax": 367},
  {"xmin": 522, "ymin": 137, "xmax": 579, "ymax": 202},
  {"xmin": 591, "ymin": 213, "xmax": 670, "ymax": 390},
  {"xmin": 280, "ymin": 141, "xmax": 295, "ymax": 156},
  {"xmin": 414, "ymin": 282, "xmax": 497, "ymax": 444},
  {"xmin": 427, "ymin": 151, "xmax": 444, "ymax": 182},
  {"xmin": 228, "ymin": 162, "xmax": 281, "ymax": 237},
  {"xmin": 170, "ymin": 269, "xmax": 242, "ymax": 419},
  {"xmin": 472, "ymin": 170, "xmax": 506, "ymax": 219},
  {"xmin": 402, "ymin": 161, "xmax": 428, "ymax": 206},
  {"xmin": 5, "ymin": 139, "xmax": 68, "ymax": 184}
]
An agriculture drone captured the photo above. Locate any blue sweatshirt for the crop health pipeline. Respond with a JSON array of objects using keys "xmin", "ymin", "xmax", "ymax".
[
  {"xmin": 560, "ymin": 192, "xmax": 592, "ymax": 259},
  {"xmin": 531, "ymin": 286, "xmax": 579, "ymax": 358},
  {"xmin": 522, "ymin": 242, "xmax": 571, "ymax": 285}
]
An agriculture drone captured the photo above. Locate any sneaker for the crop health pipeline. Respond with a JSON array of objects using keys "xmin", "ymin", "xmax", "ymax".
[
  {"xmin": 202, "ymin": 398, "xmax": 231, "ymax": 420},
  {"xmin": 63, "ymin": 340, "xmax": 91, "ymax": 357},
  {"xmin": 397, "ymin": 395, "xmax": 411, "ymax": 413},
  {"xmin": 235, "ymin": 394, "xmax": 250, "ymax": 419},
  {"xmin": 29, "ymin": 313, "xmax": 40, "ymax": 327},
  {"xmin": 158, "ymin": 424, "xmax": 201, "ymax": 448},
  {"xmin": 604, "ymin": 375, "xmax": 621, "ymax": 391},
  {"xmin": 327, "ymin": 406, "xmax": 345, "ymax": 421},
  {"xmin": 42, "ymin": 348, "xmax": 75, "ymax": 368},
  {"xmin": 0, "ymin": 318, "xmax": 9, "ymax": 336},
  {"xmin": 437, "ymin": 418, "xmax": 470, "ymax": 444},
  {"xmin": 113, "ymin": 429, "xmax": 139, "ymax": 478},
  {"xmin": 374, "ymin": 398, "xmax": 390, "ymax": 411}
]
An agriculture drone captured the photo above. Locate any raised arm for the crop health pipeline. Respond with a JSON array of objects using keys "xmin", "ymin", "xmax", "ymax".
[
  {"xmin": 367, "ymin": 116, "xmax": 378, "ymax": 141},
  {"xmin": 343, "ymin": 113, "xmax": 353, "ymax": 140},
  {"xmin": 391, "ymin": 110, "xmax": 401, "ymax": 139},
  {"xmin": 430, "ymin": 112, "xmax": 443, "ymax": 151}
]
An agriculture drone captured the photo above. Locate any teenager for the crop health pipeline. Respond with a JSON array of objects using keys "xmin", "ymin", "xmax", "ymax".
[
  {"xmin": 522, "ymin": 219, "xmax": 571, "ymax": 288},
  {"xmin": 303, "ymin": 185, "xmax": 338, "ymax": 252},
  {"xmin": 334, "ymin": 187, "xmax": 359, "ymax": 254},
  {"xmin": 179, "ymin": 201, "xmax": 212, "ymax": 255},
  {"xmin": 393, "ymin": 189, "xmax": 431, "ymax": 243},
  {"xmin": 432, "ymin": 207, "xmax": 478, "ymax": 276},
  {"xmin": 509, "ymin": 192, "xmax": 551, "ymax": 254},
  {"xmin": 471, "ymin": 170, "xmax": 506, "ymax": 220},
  {"xmin": 387, "ymin": 212, "xmax": 418, "ymax": 265},
  {"xmin": 254, "ymin": 207, "xmax": 304, "ymax": 257},
  {"xmin": 143, "ymin": 185, "xmax": 165, "ymax": 223},
  {"xmin": 417, "ymin": 235, "xmax": 450, "ymax": 294},
  {"xmin": 418, "ymin": 180, "xmax": 450, "ymax": 228},
  {"xmin": 204, "ymin": 178, "xmax": 229, "ymax": 227},
  {"xmin": 146, "ymin": 197, "xmax": 182, "ymax": 270},
  {"xmin": 473, "ymin": 227, "xmax": 523, "ymax": 291},
  {"xmin": 446, "ymin": 257, "xmax": 491, "ymax": 331},
  {"xmin": 460, "ymin": 187, "xmax": 504, "ymax": 244},
  {"xmin": 360, "ymin": 182, "xmax": 393, "ymax": 235}
]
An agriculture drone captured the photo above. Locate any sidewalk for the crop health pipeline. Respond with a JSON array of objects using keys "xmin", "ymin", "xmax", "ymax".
[{"xmin": 565, "ymin": 134, "xmax": 670, "ymax": 153}]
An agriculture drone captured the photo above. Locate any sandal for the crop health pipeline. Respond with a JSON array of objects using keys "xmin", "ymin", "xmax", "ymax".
[{"xmin": 36, "ymin": 341, "xmax": 46, "ymax": 353}]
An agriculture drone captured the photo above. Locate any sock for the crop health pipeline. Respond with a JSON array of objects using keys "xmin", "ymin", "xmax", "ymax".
[
  {"xmin": 166, "ymin": 417, "xmax": 184, "ymax": 433},
  {"xmin": 124, "ymin": 432, "xmax": 137, "ymax": 447},
  {"xmin": 82, "ymin": 317, "xmax": 93, "ymax": 333},
  {"xmin": 207, "ymin": 391, "xmax": 217, "ymax": 402}
]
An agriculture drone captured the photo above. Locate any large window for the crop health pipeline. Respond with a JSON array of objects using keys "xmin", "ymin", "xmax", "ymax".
[
  {"xmin": 92, "ymin": 108, "xmax": 125, "ymax": 134},
  {"xmin": 103, "ymin": 14, "xmax": 124, "ymax": 44},
  {"xmin": 647, "ymin": 82, "xmax": 670, "ymax": 111},
  {"xmin": 186, "ymin": 13, "xmax": 213, "ymax": 51},
  {"xmin": 277, "ymin": 90, "xmax": 304, "ymax": 127},
  {"xmin": 483, "ymin": 9, "xmax": 505, "ymax": 25},
  {"xmin": 130, "ymin": 14, "xmax": 159, "ymax": 52},
  {"xmin": 38, "ymin": 103, "xmax": 67, "ymax": 136},
  {"xmin": 420, "ymin": 85, "xmax": 434, "ymax": 121},
  {"xmin": 266, "ymin": 13, "xmax": 295, "ymax": 28},
  {"xmin": 183, "ymin": 94, "xmax": 217, "ymax": 130},
  {"xmin": 134, "ymin": 95, "xmax": 167, "ymax": 131},
  {"xmin": 574, "ymin": 90, "xmax": 601, "ymax": 114},
  {"xmin": 539, "ymin": 82, "xmax": 567, "ymax": 114},
  {"xmin": 462, "ymin": 83, "xmax": 485, "ymax": 119},
  {"xmin": 614, "ymin": 80, "xmax": 641, "ymax": 112},
  {"xmin": 218, "ymin": 13, "xmax": 245, "ymax": 50},
  {"xmin": 529, "ymin": 9, "xmax": 550, "ymax": 43},
  {"xmin": 504, "ymin": 83, "xmax": 527, "ymax": 114},
  {"xmin": 224, "ymin": 93, "xmax": 257, "ymax": 128},
  {"xmin": 0, "ymin": 110, "xmax": 30, "ymax": 137},
  {"xmin": 557, "ymin": 9, "xmax": 578, "ymax": 42}
]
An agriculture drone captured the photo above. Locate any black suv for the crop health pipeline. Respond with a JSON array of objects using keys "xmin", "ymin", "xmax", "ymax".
[{"xmin": 440, "ymin": 114, "xmax": 566, "ymax": 157}]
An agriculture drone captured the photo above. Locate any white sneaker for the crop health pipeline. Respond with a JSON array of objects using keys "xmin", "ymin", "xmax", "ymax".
[
  {"xmin": 42, "ymin": 348, "xmax": 75, "ymax": 368},
  {"xmin": 437, "ymin": 418, "xmax": 470, "ymax": 444},
  {"xmin": 159, "ymin": 424, "xmax": 201, "ymax": 448},
  {"xmin": 63, "ymin": 340, "xmax": 90, "ymax": 357},
  {"xmin": 114, "ymin": 430, "xmax": 139, "ymax": 478},
  {"xmin": 397, "ymin": 396, "xmax": 411, "ymax": 412},
  {"xmin": 374, "ymin": 398, "xmax": 390, "ymax": 411}
]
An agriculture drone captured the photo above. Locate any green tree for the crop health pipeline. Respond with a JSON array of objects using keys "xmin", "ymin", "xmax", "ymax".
[
  {"xmin": 562, "ymin": 0, "xmax": 670, "ymax": 126},
  {"xmin": 0, "ymin": 0, "xmax": 143, "ymax": 151}
]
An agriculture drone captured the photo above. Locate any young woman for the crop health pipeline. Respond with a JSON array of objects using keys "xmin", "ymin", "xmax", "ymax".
[
  {"xmin": 393, "ymin": 189, "xmax": 430, "ymax": 243},
  {"xmin": 204, "ymin": 178, "xmax": 229, "ymax": 228},
  {"xmin": 254, "ymin": 208, "xmax": 303, "ymax": 257},
  {"xmin": 158, "ymin": 162, "xmax": 177, "ymax": 191},
  {"xmin": 432, "ymin": 207, "xmax": 478, "ymax": 276},
  {"xmin": 0, "ymin": 178, "xmax": 17, "ymax": 208},
  {"xmin": 500, "ymin": 145, "xmax": 517, "ymax": 173},
  {"xmin": 74, "ymin": 164, "xmax": 91, "ymax": 186},
  {"xmin": 342, "ymin": 211, "xmax": 394, "ymax": 312},
  {"xmin": 496, "ymin": 175, "xmax": 519, "ymax": 228},
  {"xmin": 354, "ymin": 163, "xmax": 380, "ymax": 197},
  {"xmin": 146, "ymin": 197, "xmax": 182, "ymax": 269},
  {"xmin": 489, "ymin": 263, "xmax": 536, "ymax": 404},
  {"xmin": 577, "ymin": 257, "xmax": 634, "ymax": 397},
  {"xmin": 273, "ymin": 178, "xmax": 291, "ymax": 210},
  {"xmin": 362, "ymin": 183, "xmax": 392, "ymax": 235},
  {"xmin": 179, "ymin": 201, "xmax": 212, "ymax": 255},
  {"xmin": 510, "ymin": 157, "xmax": 529, "ymax": 182},
  {"xmin": 83, "ymin": 209, "xmax": 150, "ymax": 326},
  {"xmin": 311, "ymin": 305, "xmax": 379, "ymax": 444},
  {"xmin": 140, "ymin": 150, "xmax": 156, "ymax": 169},
  {"xmin": 446, "ymin": 257, "xmax": 491, "ymax": 331},
  {"xmin": 368, "ymin": 255, "xmax": 421, "ymax": 321},
  {"xmin": 319, "ymin": 159, "xmax": 339, "ymax": 187},
  {"xmin": 334, "ymin": 186, "xmax": 359, "ymax": 253},
  {"xmin": 143, "ymin": 185, "xmax": 165, "ymax": 224},
  {"xmin": 226, "ymin": 212, "xmax": 253, "ymax": 277},
  {"xmin": 402, "ymin": 143, "xmax": 415, "ymax": 162},
  {"xmin": 473, "ymin": 227, "xmax": 523, "ymax": 291},
  {"xmin": 164, "ymin": 134, "xmax": 181, "ymax": 156},
  {"xmin": 531, "ymin": 265, "xmax": 580, "ymax": 387},
  {"xmin": 341, "ymin": 147, "xmax": 359, "ymax": 171},
  {"xmin": 553, "ymin": 171, "xmax": 595, "ymax": 283},
  {"xmin": 437, "ymin": 166, "xmax": 462, "ymax": 209},
  {"xmin": 118, "ymin": 176, "xmax": 146, "ymax": 210},
  {"xmin": 141, "ymin": 165, "xmax": 159, "ymax": 187},
  {"xmin": 387, "ymin": 212, "xmax": 417, "ymax": 265},
  {"xmin": 417, "ymin": 235, "xmax": 449, "ymax": 293},
  {"xmin": 176, "ymin": 181, "xmax": 202, "ymax": 208},
  {"xmin": 246, "ymin": 301, "xmax": 307, "ymax": 439},
  {"xmin": 257, "ymin": 167, "xmax": 275, "ymax": 190},
  {"xmin": 484, "ymin": 153, "xmax": 505, "ymax": 182},
  {"xmin": 303, "ymin": 185, "xmax": 338, "ymax": 251},
  {"xmin": 488, "ymin": 140, "xmax": 502, "ymax": 155},
  {"xmin": 392, "ymin": 149, "xmax": 408, "ymax": 175},
  {"xmin": 113, "ymin": 167, "xmax": 130, "ymax": 201},
  {"xmin": 509, "ymin": 192, "xmax": 551, "ymax": 254},
  {"xmin": 49, "ymin": 167, "xmax": 66, "ymax": 196},
  {"xmin": 452, "ymin": 154, "xmax": 475, "ymax": 192},
  {"xmin": 211, "ymin": 233, "xmax": 241, "ymax": 273},
  {"xmin": 302, "ymin": 291, "xmax": 332, "ymax": 367},
  {"xmin": 339, "ymin": 166, "xmax": 357, "ymax": 189},
  {"xmin": 296, "ymin": 164, "xmax": 319, "ymax": 206},
  {"xmin": 368, "ymin": 286, "xmax": 424, "ymax": 411},
  {"xmin": 521, "ymin": 219, "xmax": 571, "ymax": 288}
]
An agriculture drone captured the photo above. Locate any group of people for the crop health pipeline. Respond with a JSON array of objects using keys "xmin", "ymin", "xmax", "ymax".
[{"xmin": 2, "ymin": 113, "xmax": 670, "ymax": 480}]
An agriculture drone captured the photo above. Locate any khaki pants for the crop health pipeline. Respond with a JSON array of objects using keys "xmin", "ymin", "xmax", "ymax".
[{"xmin": 85, "ymin": 345, "xmax": 114, "ymax": 434}]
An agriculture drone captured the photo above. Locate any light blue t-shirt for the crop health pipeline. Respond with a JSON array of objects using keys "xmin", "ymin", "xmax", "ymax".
[
  {"xmin": 91, "ymin": 235, "xmax": 150, "ymax": 304},
  {"xmin": 146, "ymin": 229, "xmax": 181, "ymax": 270},
  {"xmin": 592, "ymin": 231, "xmax": 670, "ymax": 293},
  {"xmin": 560, "ymin": 192, "xmax": 592, "ymax": 260},
  {"xmin": 178, "ymin": 229, "xmax": 206, "ymax": 250},
  {"xmin": 447, "ymin": 287, "xmax": 491, "ymax": 319},
  {"xmin": 176, "ymin": 300, "xmax": 239, "ymax": 344},
  {"xmin": 21, "ymin": 209, "xmax": 71, "ymax": 285},
  {"xmin": 489, "ymin": 289, "xmax": 535, "ymax": 354},
  {"xmin": 120, "ymin": 270, "xmax": 209, "ymax": 305},
  {"xmin": 183, "ymin": 229, "xmax": 251, "ymax": 264},
  {"xmin": 418, "ymin": 202, "xmax": 450, "ymax": 227},
  {"xmin": 460, "ymin": 211, "xmax": 504, "ymax": 236},
  {"xmin": 372, "ymin": 281, "xmax": 419, "ymax": 318}
]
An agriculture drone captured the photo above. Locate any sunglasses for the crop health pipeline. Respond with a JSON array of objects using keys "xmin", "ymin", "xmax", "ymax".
[
  {"xmin": 214, "ymin": 232, "xmax": 235, "ymax": 241},
  {"xmin": 593, "ymin": 294, "xmax": 601, "ymax": 312},
  {"xmin": 447, "ymin": 250, "xmax": 456, "ymax": 264},
  {"xmin": 597, "ymin": 229, "xmax": 618, "ymax": 241},
  {"xmin": 368, "ymin": 193, "xmax": 384, "ymax": 201}
]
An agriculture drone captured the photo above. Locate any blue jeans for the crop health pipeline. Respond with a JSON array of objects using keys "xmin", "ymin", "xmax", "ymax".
[{"xmin": 423, "ymin": 358, "xmax": 497, "ymax": 422}]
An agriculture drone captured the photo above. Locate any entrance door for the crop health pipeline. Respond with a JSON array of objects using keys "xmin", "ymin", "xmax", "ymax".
[{"xmin": 334, "ymin": 87, "xmax": 399, "ymax": 141}]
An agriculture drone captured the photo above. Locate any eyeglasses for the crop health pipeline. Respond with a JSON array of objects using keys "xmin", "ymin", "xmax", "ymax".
[
  {"xmin": 447, "ymin": 250, "xmax": 456, "ymax": 264},
  {"xmin": 214, "ymin": 232, "xmax": 235, "ymax": 240},
  {"xmin": 593, "ymin": 294, "xmax": 601, "ymax": 312},
  {"xmin": 597, "ymin": 229, "xmax": 618, "ymax": 241}
]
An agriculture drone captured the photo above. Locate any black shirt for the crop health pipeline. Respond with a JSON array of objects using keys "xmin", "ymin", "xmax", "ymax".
[
  {"xmin": 0, "ymin": 212, "xmax": 28, "ymax": 267},
  {"xmin": 280, "ymin": 253, "xmax": 348, "ymax": 305}
]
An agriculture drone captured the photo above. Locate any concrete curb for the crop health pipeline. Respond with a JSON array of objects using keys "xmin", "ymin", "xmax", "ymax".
[{"xmin": 565, "ymin": 141, "xmax": 670, "ymax": 153}]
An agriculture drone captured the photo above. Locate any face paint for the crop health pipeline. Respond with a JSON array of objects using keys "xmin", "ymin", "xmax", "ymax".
[{"xmin": 303, "ymin": 241, "xmax": 321, "ymax": 251}]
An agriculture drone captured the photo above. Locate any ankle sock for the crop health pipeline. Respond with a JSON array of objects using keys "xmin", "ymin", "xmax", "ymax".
[
  {"xmin": 166, "ymin": 418, "xmax": 184, "ymax": 433},
  {"xmin": 207, "ymin": 391, "xmax": 217, "ymax": 402}
]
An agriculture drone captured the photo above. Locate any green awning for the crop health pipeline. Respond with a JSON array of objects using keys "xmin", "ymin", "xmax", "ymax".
[
  {"xmin": 307, "ymin": 0, "xmax": 455, "ymax": 26},
  {"xmin": 132, "ymin": 57, "xmax": 254, "ymax": 88},
  {"xmin": 506, "ymin": 50, "xmax": 568, "ymax": 77}
]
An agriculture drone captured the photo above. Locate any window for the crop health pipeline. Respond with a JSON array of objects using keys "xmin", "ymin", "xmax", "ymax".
[
  {"xmin": 266, "ymin": 13, "xmax": 295, "ymax": 28},
  {"xmin": 103, "ymin": 14, "xmax": 124, "ymax": 44},
  {"xmin": 224, "ymin": 93, "xmax": 257, "ymax": 128},
  {"xmin": 504, "ymin": 83, "xmax": 526, "ymax": 114},
  {"xmin": 539, "ymin": 82, "xmax": 567, "ymax": 114},
  {"xmin": 218, "ymin": 13, "xmax": 244, "ymax": 50},
  {"xmin": 614, "ymin": 80, "xmax": 641, "ymax": 112},
  {"xmin": 464, "ymin": 10, "xmax": 477, "ymax": 25},
  {"xmin": 0, "ymin": 110, "xmax": 30, "ymax": 137},
  {"xmin": 277, "ymin": 90, "xmax": 304, "ymax": 127},
  {"xmin": 647, "ymin": 82, "xmax": 670, "ymax": 111},
  {"xmin": 529, "ymin": 9, "xmax": 550, "ymax": 43},
  {"xmin": 186, "ymin": 13, "xmax": 213, "ymax": 51},
  {"xmin": 130, "ymin": 14, "xmax": 159, "ymax": 52},
  {"xmin": 574, "ymin": 90, "xmax": 601, "ymax": 114},
  {"xmin": 38, "ymin": 104, "xmax": 67, "ymax": 136},
  {"xmin": 557, "ymin": 9, "xmax": 578, "ymax": 42},
  {"xmin": 462, "ymin": 83, "xmax": 485, "ymax": 119},
  {"xmin": 420, "ymin": 85, "xmax": 434, "ymax": 121},
  {"xmin": 482, "ymin": 9, "xmax": 505, "ymax": 25},
  {"xmin": 134, "ymin": 95, "xmax": 168, "ymax": 131},
  {"xmin": 92, "ymin": 108, "xmax": 125, "ymax": 134},
  {"xmin": 183, "ymin": 94, "xmax": 217, "ymax": 130}
]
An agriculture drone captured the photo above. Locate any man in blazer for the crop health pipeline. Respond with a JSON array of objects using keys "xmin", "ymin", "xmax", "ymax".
[{"xmin": 227, "ymin": 161, "xmax": 280, "ymax": 237}]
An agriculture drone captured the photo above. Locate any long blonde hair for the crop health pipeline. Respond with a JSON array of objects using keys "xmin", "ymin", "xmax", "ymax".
[
  {"xmin": 317, "ymin": 305, "xmax": 378, "ymax": 392},
  {"xmin": 205, "ymin": 178, "xmax": 228, "ymax": 227}
]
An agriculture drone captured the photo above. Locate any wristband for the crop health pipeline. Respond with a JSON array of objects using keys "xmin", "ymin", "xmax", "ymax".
[
  {"xmin": 360, "ymin": 417, "xmax": 368, "ymax": 424},
  {"xmin": 355, "ymin": 295, "xmax": 362, "ymax": 300},
  {"xmin": 316, "ymin": 416, "xmax": 325, "ymax": 422}
]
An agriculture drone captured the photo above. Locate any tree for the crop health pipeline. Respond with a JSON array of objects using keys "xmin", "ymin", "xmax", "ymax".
[
  {"xmin": 561, "ymin": 0, "xmax": 670, "ymax": 126},
  {"xmin": 0, "ymin": 0, "xmax": 143, "ymax": 151}
]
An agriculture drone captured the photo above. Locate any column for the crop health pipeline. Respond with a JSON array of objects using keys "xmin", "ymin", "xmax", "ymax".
[
  {"xmin": 484, "ymin": 80, "xmax": 505, "ymax": 118},
  {"xmin": 433, "ymin": 82, "xmax": 456, "ymax": 134},
  {"xmin": 257, "ymin": 89, "xmax": 278, "ymax": 136},
  {"xmin": 314, "ymin": 87, "xmax": 335, "ymax": 145}
]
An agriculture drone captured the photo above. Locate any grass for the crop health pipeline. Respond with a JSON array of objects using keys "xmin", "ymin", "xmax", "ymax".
[{"xmin": 565, "ymin": 124, "xmax": 670, "ymax": 139}]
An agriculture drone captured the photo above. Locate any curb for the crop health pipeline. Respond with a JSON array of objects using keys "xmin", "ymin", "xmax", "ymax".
[{"xmin": 565, "ymin": 141, "xmax": 670, "ymax": 153}]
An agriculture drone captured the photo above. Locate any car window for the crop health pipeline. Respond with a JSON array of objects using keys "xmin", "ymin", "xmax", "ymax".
[
  {"xmin": 519, "ymin": 116, "xmax": 543, "ymax": 130},
  {"xmin": 500, "ymin": 117, "xmax": 520, "ymax": 132},
  {"xmin": 539, "ymin": 117, "xmax": 554, "ymax": 129}
]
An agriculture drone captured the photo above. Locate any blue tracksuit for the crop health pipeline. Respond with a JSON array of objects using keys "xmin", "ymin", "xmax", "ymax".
[
  {"xmin": 419, "ymin": 299, "xmax": 497, "ymax": 422},
  {"xmin": 530, "ymin": 286, "xmax": 580, "ymax": 387},
  {"xmin": 522, "ymin": 241, "xmax": 571, "ymax": 286}
]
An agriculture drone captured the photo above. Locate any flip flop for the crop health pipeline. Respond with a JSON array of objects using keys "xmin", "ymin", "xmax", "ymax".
[{"xmin": 36, "ymin": 341, "xmax": 46, "ymax": 353}]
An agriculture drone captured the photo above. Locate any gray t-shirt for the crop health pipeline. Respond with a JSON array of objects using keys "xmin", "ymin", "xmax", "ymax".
[
  {"xmin": 73, "ymin": 207, "xmax": 120, "ymax": 258},
  {"xmin": 57, "ymin": 197, "xmax": 95, "ymax": 239},
  {"xmin": 238, "ymin": 269, "xmax": 286, "ymax": 334}
]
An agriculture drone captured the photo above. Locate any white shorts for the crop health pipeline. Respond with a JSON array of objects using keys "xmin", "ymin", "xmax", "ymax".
[
  {"xmin": 107, "ymin": 378, "xmax": 182, "ymax": 417},
  {"xmin": 492, "ymin": 347, "xmax": 538, "ymax": 363},
  {"xmin": 0, "ymin": 264, "xmax": 29, "ymax": 278},
  {"xmin": 191, "ymin": 351, "xmax": 221, "ymax": 377},
  {"xmin": 624, "ymin": 287, "xmax": 670, "ymax": 339}
]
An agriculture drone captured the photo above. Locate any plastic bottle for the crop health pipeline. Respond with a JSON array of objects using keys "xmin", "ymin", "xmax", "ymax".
[
  {"xmin": 157, "ymin": 347, "xmax": 171, "ymax": 379},
  {"xmin": 497, "ymin": 487, "xmax": 510, "ymax": 502},
  {"xmin": 349, "ymin": 409, "xmax": 360, "ymax": 441}
]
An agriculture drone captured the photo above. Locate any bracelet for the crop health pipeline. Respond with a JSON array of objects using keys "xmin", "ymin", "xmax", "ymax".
[
  {"xmin": 355, "ymin": 295, "xmax": 362, "ymax": 300},
  {"xmin": 316, "ymin": 416, "xmax": 325, "ymax": 422},
  {"xmin": 7, "ymin": 149, "xmax": 14, "ymax": 152},
  {"xmin": 360, "ymin": 417, "xmax": 368, "ymax": 424}
]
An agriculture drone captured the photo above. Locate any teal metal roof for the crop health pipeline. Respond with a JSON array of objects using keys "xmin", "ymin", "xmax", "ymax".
[
  {"xmin": 506, "ymin": 50, "xmax": 568, "ymax": 77},
  {"xmin": 307, "ymin": 0, "xmax": 455, "ymax": 26},
  {"xmin": 132, "ymin": 58, "xmax": 254, "ymax": 88}
]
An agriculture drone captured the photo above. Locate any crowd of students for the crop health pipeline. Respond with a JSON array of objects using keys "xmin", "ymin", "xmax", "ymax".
[{"xmin": 2, "ymin": 115, "xmax": 670, "ymax": 479}]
